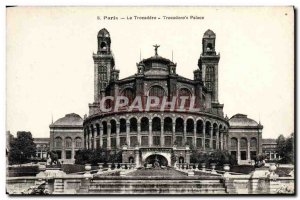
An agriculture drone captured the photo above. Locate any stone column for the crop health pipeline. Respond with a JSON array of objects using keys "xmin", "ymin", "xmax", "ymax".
[
  {"xmin": 99, "ymin": 125, "xmax": 103, "ymax": 148},
  {"xmin": 193, "ymin": 122, "xmax": 197, "ymax": 148},
  {"xmin": 183, "ymin": 121, "xmax": 187, "ymax": 144},
  {"xmin": 89, "ymin": 127, "xmax": 92, "ymax": 150},
  {"xmin": 220, "ymin": 131, "xmax": 224, "ymax": 150},
  {"xmin": 137, "ymin": 121, "xmax": 141, "ymax": 146},
  {"xmin": 85, "ymin": 130, "xmax": 88, "ymax": 149},
  {"xmin": 237, "ymin": 138, "xmax": 240, "ymax": 164},
  {"xmin": 210, "ymin": 127, "xmax": 213, "ymax": 149},
  {"xmin": 172, "ymin": 122, "xmax": 176, "ymax": 144},
  {"xmin": 216, "ymin": 127, "xmax": 219, "ymax": 149},
  {"xmin": 62, "ymin": 138, "xmax": 66, "ymax": 160},
  {"xmin": 71, "ymin": 139, "xmax": 75, "ymax": 159},
  {"xmin": 202, "ymin": 123, "xmax": 206, "ymax": 150},
  {"xmin": 107, "ymin": 123, "xmax": 111, "ymax": 149},
  {"xmin": 116, "ymin": 123, "xmax": 120, "ymax": 148},
  {"xmin": 93, "ymin": 125, "xmax": 97, "ymax": 150},
  {"xmin": 134, "ymin": 147, "xmax": 140, "ymax": 167},
  {"xmin": 149, "ymin": 120, "xmax": 153, "ymax": 147},
  {"xmin": 126, "ymin": 122, "xmax": 130, "ymax": 147},
  {"xmin": 161, "ymin": 121, "xmax": 164, "ymax": 147},
  {"xmin": 247, "ymin": 139, "xmax": 251, "ymax": 161}
]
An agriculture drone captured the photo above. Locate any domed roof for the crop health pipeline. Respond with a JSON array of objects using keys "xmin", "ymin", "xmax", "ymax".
[
  {"xmin": 203, "ymin": 29, "xmax": 216, "ymax": 38},
  {"xmin": 139, "ymin": 45, "xmax": 175, "ymax": 75},
  {"xmin": 139, "ymin": 55, "xmax": 175, "ymax": 76},
  {"xmin": 229, "ymin": 114, "xmax": 259, "ymax": 127},
  {"xmin": 51, "ymin": 113, "xmax": 83, "ymax": 127},
  {"xmin": 97, "ymin": 28, "xmax": 110, "ymax": 37}
]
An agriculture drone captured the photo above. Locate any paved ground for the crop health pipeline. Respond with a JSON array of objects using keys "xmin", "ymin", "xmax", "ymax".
[{"xmin": 126, "ymin": 168, "xmax": 187, "ymax": 177}]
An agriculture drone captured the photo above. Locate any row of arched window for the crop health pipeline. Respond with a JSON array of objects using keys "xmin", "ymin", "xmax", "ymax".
[
  {"xmin": 85, "ymin": 117, "xmax": 226, "ymax": 137},
  {"xmin": 54, "ymin": 137, "xmax": 82, "ymax": 148}
]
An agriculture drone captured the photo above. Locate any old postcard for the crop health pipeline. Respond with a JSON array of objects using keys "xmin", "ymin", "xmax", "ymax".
[{"xmin": 6, "ymin": 6, "xmax": 294, "ymax": 195}]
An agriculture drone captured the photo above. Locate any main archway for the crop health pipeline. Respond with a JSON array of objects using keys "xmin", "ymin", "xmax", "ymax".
[{"xmin": 145, "ymin": 154, "xmax": 168, "ymax": 167}]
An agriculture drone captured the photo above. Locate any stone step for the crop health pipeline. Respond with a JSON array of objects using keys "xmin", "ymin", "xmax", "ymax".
[
  {"xmin": 89, "ymin": 183, "xmax": 225, "ymax": 189},
  {"xmin": 87, "ymin": 188, "xmax": 226, "ymax": 194}
]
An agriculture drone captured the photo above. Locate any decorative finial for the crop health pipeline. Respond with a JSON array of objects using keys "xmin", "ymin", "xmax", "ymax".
[
  {"xmin": 153, "ymin": 44, "xmax": 160, "ymax": 56},
  {"xmin": 140, "ymin": 49, "xmax": 141, "ymax": 61}
]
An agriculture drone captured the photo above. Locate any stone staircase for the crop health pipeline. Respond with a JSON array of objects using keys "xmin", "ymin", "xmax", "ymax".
[{"xmin": 79, "ymin": 177, "xmax": 227, "ymax": 194}]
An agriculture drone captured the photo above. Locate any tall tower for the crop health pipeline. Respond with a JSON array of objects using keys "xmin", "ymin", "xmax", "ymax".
[
  {"xmin": 198, "ymin": 29, "xmax": 220, "ymax": 103},
  {"xmin": 93, "ymin": 28, "xmax": 115, "ymax": 102}
]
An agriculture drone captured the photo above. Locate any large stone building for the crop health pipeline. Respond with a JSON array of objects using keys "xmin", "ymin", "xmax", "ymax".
[
  {"xmin": 82, "ymin": 28, "xmax": 264, "ymax": 166},
  {"xmin": 228, "ymin": 114, "xmax": 263, "ymax": 165},
  {"xmin": 49, "ymin": 113, "xmax": 84, "ymax": 164}
]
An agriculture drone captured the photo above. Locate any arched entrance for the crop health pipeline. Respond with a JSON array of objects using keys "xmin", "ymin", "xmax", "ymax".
[{"xmin": 145, "ymin": 154, "xmax": 168, "ymax": 167}]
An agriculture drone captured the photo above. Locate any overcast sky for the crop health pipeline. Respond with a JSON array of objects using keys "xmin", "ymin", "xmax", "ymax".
[{"xmin": 6, "ymin": 7, "xmax": 294, "ymax": 139}]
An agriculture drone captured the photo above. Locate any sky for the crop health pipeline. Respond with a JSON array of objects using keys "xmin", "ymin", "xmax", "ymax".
[{"xmin": 6, "ymin": 7, "xmax": 294, "ymax": 139}]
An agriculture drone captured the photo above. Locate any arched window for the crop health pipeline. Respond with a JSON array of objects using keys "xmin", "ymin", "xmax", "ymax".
[
  {"xmin": 196, "ymin": 120, "xmax": 203, "ymax": 134},
  {"xmin": 96, "ymin": 123, "xmax": 100, "ymax": 136},
  {"xmin": 164, "ymin": 117, "xmax": 172, "ymax": 132},
  {"xmin": 230, "ymin": 137, "xmax": 238, "ymax": 149},
  {"xmin": 90, "ymin": 125, "xmax": 94, "ymax": 138},
  {"xmin": 75, "ymin": 137, "xmax": 82, "ymax": 148},
  {"xmin": 110, "ymin": 120, "xmax": 116, "ymax": 134},
  {"xmin": 205, "ymin": 121, "xmax": 211, "ymax": 136},
  {"xmin": 207, "ymin": 43, "xmax": 213, "ymax": 50},
  {"xmin": 152, "ymin": 117, "xmax": 161, "ymax": 132},
  {"xmin": 54, "ymin": 137, "xmax": 62, "ymax": 148},
  {"xmin": 130, "ymin": 118, "xmax": 137, "ymax": 132},
  {"xmin": 250, "ymin": 138, "xmax": 257, "ymax": 148},
  {"xmin": 240, "ymin": 138, "xmax": 247, "ymax": 149},
  {"xmin": 178, "ymin": 88, "xmax": 192, "ymax": 108},
  {"xmin": 65, "ymin": 137, "xmax": 72, "ymax": 148},
  {"xmin": 100, "ymin": 42, "xmax": 107, "ymax": 50},
  {"xmin": 219, "ymin": 125, "xmax": 223, "ymax": 136},
  {"xmin": 213, "ymin": 123, "xmax": 218, "ymax": 136},
  {"xmin": 102, "ymin": 121, "xmax": 107, "ymax": 135},
  {"xmin": 121, "ymin": 88, "xmax": 135, "ymax": 105},
  {"xmin": 120, "ymin": 119, "xmax": 126, "ymax": 133},
  {"xmin": 175, "ymin": 118, "xmax": 184, "ymax": 133},
  {"xmin": 141, "ymin": 117, "xmax": 149, "ymax": 132},
  {"xmin": 186, "ymin": 119, "xmax": 194, "ymax": 133},
  {"xmin": 149, "ymin": 85, "xmax": 165, "ymax": 97}
]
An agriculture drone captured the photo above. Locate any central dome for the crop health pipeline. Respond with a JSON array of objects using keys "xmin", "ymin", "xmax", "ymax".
[{"xmin": 138, "ymin": 47, "xmax": 175, "ymax": 76}]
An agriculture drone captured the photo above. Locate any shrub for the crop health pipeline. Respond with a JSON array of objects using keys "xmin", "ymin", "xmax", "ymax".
[
  {"xmin": 8, "ymin": 166, "xmax": 39, "ymax": 177},
  {"xmin": 190, "ymin": 150, "xmax": 237, "ymax": 166},
  {"xmin": 75, "ymin": 148, "xmax": 122, "ymax": 166},
  {"xmin": 61, "ymin": 164, "xmax": 85, "ymax": 174}
]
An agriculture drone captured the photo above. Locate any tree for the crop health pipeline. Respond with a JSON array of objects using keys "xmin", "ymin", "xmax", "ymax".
[
  {"xmin": 8, "ymin": 131, "xmax": 36, "ymax": 164},
  {"xmin": 276, "ymin": 133, "xmax": 294, "ymax": 164}
]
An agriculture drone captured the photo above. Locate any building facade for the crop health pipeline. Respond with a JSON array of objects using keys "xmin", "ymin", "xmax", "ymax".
[
  {"xmin": 33, "ymin": 138, "xmax": 50, "ymax": 160},
  {"xmin": 228, "ymin": 114, "xmax": 263, "ymax": 165},
  {"xmin": 81, "ymin": 28, "xmax": 264, "ymax": 166},
  {"xmin": 49, "ymin": 113, "xmax": 84, "ymax": 164},
  {"xmin": 262, "ymin": 138, "xmax": 280, "ymax": 161}
]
